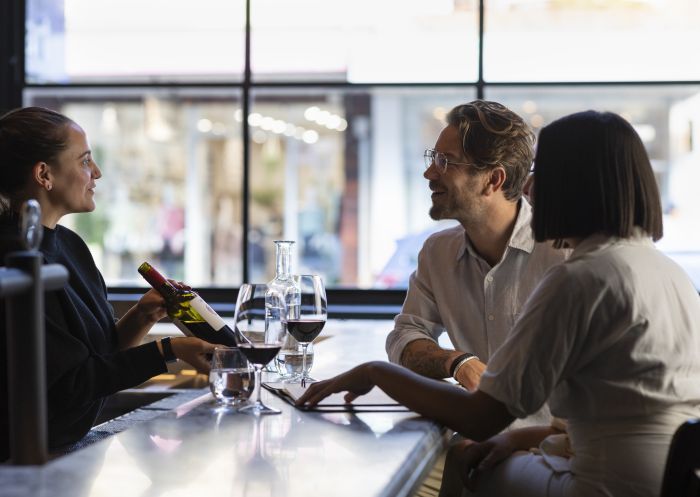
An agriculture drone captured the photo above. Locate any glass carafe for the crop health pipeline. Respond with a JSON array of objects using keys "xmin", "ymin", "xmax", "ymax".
[{"xmin": 265, "ymin": 241, "xmax": 301, "ymax": 376}]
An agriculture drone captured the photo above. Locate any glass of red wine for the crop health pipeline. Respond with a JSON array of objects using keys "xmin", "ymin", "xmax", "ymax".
[
  {"xmin": 283, "ymin": 275, "xmax": 327, "ymax": 387},
  {"xmin": 234, "ymin": 283, "xmax": 285, "ymax": 415}
]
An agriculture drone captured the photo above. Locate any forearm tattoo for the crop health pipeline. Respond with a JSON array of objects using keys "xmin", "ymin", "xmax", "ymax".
[{"xmin": 400, "ymin": 342, "xmax": 452, "ymax": 379}]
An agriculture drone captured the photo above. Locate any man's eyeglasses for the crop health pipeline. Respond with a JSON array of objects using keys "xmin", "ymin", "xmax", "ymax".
[{"xmin": 424, "ymin": 148, "xmax": 475, "ymax": 174}]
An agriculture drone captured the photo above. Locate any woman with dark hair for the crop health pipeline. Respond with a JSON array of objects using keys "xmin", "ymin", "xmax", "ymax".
[
  {"xmin": 0, "ymin": 107, "xmax": 215, "ymax": 460},
  {"xmin": 298, "ymin": 111, "xmax": 700, "ymax": 496}
]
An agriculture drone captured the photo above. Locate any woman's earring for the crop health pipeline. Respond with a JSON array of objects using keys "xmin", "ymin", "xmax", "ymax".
[{"xmin": 46, "ymin": 184, "xmax": 52, "ymax": 191}]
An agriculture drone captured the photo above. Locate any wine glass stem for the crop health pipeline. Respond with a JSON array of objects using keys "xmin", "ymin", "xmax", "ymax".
[
  {"xmin": 301, "ymin": 343, "xmax": 309, "ymax": 380},
  {"xmin": 253, "ymin": 365, "xmax": 263, "ymax": 406}
]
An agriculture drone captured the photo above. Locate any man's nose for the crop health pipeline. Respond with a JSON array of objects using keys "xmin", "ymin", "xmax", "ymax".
[{"xmin": 423, "ymin": 162, "xmax": 440, "ymax": 180}]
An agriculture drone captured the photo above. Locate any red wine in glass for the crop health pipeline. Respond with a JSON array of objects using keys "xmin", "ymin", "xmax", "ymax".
[
  {"xmin": 234, "ymin": 283, "xmax": 285, "ymax": 415},
  {"xmin": 285, "ymin": 320, "xmax": 325, "ymax": 343},
  {"xmin": 238, "ymin": 343, "xmax": 282, "ymax": 367},
  {"xmin": 284, "ymin": 275, "xmax": 327, "ymax": 387}
]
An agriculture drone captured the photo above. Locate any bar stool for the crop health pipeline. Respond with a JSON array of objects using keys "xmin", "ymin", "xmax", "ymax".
[{"xmin": 659, "ymin": 418, "xmax": 700, "ymax": 497}]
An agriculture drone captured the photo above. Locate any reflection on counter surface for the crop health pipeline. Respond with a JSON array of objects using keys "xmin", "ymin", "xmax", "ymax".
[{"xmin": 0, "ymin": 321, "xmax": 446, "ymax": 497}]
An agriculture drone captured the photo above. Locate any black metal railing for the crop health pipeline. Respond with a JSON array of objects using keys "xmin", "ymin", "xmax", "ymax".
[{"xmin": 0, "ymin": 201, "xmax": 68, "ymax": 465}]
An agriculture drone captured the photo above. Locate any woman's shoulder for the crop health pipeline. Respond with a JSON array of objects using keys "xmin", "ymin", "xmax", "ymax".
[
  {"xmin": 53, "ymin": 225, "xmax": 97, "ymax": 264},
  {"xmin": 55, "ymin": 224, "xmax": 89, "ymax": 247}
]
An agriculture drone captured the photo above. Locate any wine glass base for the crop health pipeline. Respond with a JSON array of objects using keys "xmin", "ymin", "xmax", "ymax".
[
  {"xmin": 282, "ymin": 375, "xmax": 317, "ymax": 385},
  {"xmin": 279, "ymin": 372, "xmax": 302, "ymax": 383},
  {"xmin": 238, "ymin": 403, "xmax": 281, "ymax": 415}
]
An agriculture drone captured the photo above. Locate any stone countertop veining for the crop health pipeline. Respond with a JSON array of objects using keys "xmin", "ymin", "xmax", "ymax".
[{"xmin": 0, "ymin": 320, "xmax": 448, "ymax": 497}]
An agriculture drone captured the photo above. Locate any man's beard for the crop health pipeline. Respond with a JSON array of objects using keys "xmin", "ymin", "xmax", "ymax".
[
  {"xmin": 428, "ymin": 191, "xmax": 482, "ymax": 226},
  {"xmin": 428, "ymin": 202, "xmax": 446, "ymax": 220}
]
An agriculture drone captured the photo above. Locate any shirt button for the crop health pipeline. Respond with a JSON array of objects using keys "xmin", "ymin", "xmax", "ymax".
[
  {"xmin": 486, "ymin": 275, "xmax": 493, "ymax": 282},
  {"xmin": 488, "ymin": 314, "xmax": 495, "ymax": 321}
]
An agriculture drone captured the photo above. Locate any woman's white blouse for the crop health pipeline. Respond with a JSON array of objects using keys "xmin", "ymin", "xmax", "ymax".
[
  {"xmin": 480, "ymin": 232, "xmax": 700, "ymax": 422},
  {"xmin": 480, "ymin": 232, "xmax": 700, "ymax": 495}
]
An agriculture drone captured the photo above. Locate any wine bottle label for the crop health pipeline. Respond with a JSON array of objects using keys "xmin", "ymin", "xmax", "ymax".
[{"xmin": 189, "ymin": 296, "xmax": 227, "ymax": 331}]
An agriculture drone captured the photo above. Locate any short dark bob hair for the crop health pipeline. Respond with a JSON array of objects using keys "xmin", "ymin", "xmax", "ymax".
[{"xmin": 532, "ymin": 110, "xmax": 663, "ymax": 243}]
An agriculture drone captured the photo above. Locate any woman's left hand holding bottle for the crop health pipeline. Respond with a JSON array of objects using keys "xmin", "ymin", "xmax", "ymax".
[
  {"xmin": 135, "ymin": 288, "xmax": 169, "ymax": 326},
  {"xmin": 137, "ymin": 280, "xmax": 192, "ymax": 324}
]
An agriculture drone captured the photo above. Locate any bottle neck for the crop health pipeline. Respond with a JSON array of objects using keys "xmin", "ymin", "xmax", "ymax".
[
  {"xmin": 138, "ymin": 262, "xmax": 179, "ymax": 298},
  {"xmin": 274, "ymin": 241, "xmax": 293, "ymax": 280}
]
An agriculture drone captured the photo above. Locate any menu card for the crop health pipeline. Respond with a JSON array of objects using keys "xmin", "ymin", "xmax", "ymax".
[{"xmin": 263, "ymin": 382, "xmax": 410, "ymax": 412}]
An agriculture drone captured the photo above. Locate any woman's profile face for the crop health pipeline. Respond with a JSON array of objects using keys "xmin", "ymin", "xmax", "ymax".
[{"xmin": 47, "ymin": 123, "xmax": 102, "ymax": 216}]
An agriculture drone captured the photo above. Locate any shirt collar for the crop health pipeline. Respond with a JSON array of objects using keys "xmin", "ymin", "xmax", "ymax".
[
  {"xmin": 457, "ymin": 198, "xmax": 536, "ymax": 261},
  {"xmin": 568, "ymin": 228, "xmax": 654, "ymax": 261}
]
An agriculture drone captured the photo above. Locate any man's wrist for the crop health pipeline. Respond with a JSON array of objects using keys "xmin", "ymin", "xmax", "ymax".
[{"xmin": 449, "ymin": 353, "xmax": 479, "ymax": 379}]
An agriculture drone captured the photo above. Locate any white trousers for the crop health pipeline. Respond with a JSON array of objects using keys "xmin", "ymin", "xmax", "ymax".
[{"xmin": 439, "ymin": 450, "xmax": 605, "ymax": 497}]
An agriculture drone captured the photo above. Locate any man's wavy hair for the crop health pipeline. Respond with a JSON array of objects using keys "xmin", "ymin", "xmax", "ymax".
[{"xmin": 446, "ymin": 100, "xmax": 534, "ymax": 201}]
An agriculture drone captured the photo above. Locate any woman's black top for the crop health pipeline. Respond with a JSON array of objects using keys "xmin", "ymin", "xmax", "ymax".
[{"xmin": 0, "ymin": 214, "xmax": 166, "ymax": 460}]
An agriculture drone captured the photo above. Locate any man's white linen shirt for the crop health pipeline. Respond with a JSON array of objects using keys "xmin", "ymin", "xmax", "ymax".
[{"xmin": 386, "ymin": 199, "xmax": 566, "ymax": 364}]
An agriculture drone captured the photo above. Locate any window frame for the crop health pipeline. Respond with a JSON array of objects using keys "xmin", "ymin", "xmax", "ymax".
[{"xmin": 3, "ymin": 0, "xmax": 700, "ymax": 316}]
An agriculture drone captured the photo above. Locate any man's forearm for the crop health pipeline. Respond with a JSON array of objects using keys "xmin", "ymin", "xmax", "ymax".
[{"xmin": 400, "ymin": 339, "xmax": 464, "ymax": 379}]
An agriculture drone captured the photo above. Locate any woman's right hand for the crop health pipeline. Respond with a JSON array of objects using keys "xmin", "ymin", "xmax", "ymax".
[
  {"xmin": 295, "ymin": 362, "xmax": 377, "ymax": 407},
  {"xmin": 169, "ymin": 337, "xmax": 217, "ymax": 374},
  {"xmin": 448, "ymin": 433, "xmax": 516, "ymax": 491}
]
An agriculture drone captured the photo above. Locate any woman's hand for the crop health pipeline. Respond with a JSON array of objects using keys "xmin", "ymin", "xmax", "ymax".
[
  {"xmin": 135, "ymin": 289, "xmax": 168, "ymax": 326},
  {"xmin": 117, "ymin": 289, "xmax": 168, "ymax": 349},
  {"xmin": 448, "ymin": 433, "xmax": 516, "ymax": 491},
  {"xmin": 169, "ymin": 337, "xmax": 217, "ymax": 374},
  {"xmin": 295, "ymin": 362, "xmax": 377, "ymax": 407}
]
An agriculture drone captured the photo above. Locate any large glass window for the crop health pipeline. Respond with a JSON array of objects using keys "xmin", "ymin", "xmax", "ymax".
[{"xmin": 20, "ymin": 1, "xmax": 700, "ymax": 292}]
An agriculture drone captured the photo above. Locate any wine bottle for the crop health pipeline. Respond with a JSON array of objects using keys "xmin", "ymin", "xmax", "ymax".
[{"xmin": 138, "ymin": 262, "xmax": 237, "ymax": 347}]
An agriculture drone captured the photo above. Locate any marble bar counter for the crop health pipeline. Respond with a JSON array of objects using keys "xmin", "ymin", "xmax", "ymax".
[{"xmin": 0, "ymin": 320, "xmax": 448, "ymax": 497}]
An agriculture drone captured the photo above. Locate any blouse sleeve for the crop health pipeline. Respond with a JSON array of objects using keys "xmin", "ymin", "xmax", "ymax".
[
  {"xmin": 478, "ymin": 263, "xmax": 594, "ymax": 418},
  {"xmin": 43, "ymin": 296, "xmax": 167, "ymax": 407}
]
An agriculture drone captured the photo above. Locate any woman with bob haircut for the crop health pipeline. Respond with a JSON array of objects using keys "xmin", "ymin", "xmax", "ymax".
[
  {"xmin": 0, "ymin": 107, "xmax": 216, "ymax": 460},
  {"xmin": 298, "ymin": 110, "xmax": 700, "ymax": 497}
]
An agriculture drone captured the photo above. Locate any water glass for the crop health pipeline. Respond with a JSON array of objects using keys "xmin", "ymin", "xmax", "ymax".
[
  {"xmin": 209, "ymin": 347, "xmax": 255, "ymax": 407},
  {"xmin": 276, "ymin": 336, "xmax": 314, "ymax": 379}
]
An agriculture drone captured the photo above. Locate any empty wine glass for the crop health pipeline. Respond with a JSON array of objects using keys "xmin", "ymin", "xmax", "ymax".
[
  {"xmin": 282, "ymin": 275, "xmax": 327, "ymax": 387},
  {"xmin": 234, "ymin": 283, "xmax": 285, "ymax": 415}
]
